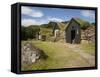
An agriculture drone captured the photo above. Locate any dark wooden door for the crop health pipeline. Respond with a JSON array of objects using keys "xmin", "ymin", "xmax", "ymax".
[{"xmin": 71, "ymin": 30, "xmax": 75, "ymax": 43}]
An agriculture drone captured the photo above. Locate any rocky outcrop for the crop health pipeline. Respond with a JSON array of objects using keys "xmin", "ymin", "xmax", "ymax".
[{"xmin": 21, "ymin": 42, "xmax": 48, "ymax": 65}]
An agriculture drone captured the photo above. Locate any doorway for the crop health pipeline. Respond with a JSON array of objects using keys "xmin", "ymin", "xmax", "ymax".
[{"xmin": 71, "ymin": 30, "xmax": 75, "ymax": 43}]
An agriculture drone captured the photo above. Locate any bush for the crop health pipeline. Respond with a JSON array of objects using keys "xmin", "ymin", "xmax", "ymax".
[{"xmin": 21, "ymin": 25, "xmax": 40, "ymax": 40}]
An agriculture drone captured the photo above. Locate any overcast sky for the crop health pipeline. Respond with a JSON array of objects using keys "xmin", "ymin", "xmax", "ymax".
[{"xmin": 21, "ymin": 6, "xmax": 95, "ymax": 26}]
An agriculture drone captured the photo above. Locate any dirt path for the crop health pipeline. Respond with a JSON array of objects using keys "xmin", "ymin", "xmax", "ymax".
[{"xmin": 63, "ymin": 43, "xmax": 95, "ymax": 66}]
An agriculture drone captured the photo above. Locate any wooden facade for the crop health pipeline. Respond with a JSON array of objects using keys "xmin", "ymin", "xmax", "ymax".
[
  {"xmin": 65, "ymin": 18, "xmax": 81, "ymax": 44},
  {"xmin": 52, "ymin": 18, "xmax": 81, "ymax": 44}
]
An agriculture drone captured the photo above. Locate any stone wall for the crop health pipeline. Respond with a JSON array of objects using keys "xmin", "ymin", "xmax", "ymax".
[{"xmin": 81, "ymin": 26, "xmax": 95, "ymax": 43}]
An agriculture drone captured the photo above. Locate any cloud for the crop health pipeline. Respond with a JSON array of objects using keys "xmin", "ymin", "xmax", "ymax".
[
  {"xmin": 22, "ymin": 19, "xmax": 46, "ymax": 26},
  {"xmin": 22, "ymin": 17, "xmax": 64, "ymax": 26},
  {"xmin": 21, "ymin": 7, "xmax": 32, "ymax": 15},
  {"xmin": 48, "ymin": 17, "xmax": 64, "ymax": 22},
  {"xmin": 81, "ymin": 10, "xmax": 95, "ymax": 18},
  {"xmin": 21, "ymin": 6, "xmax": 44, "ymax": 18}
]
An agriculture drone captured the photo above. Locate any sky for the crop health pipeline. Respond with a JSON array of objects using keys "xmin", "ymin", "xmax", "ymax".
[{"xmin": 21, "ymin": 6, "xmax": 95, "ymax": 26}]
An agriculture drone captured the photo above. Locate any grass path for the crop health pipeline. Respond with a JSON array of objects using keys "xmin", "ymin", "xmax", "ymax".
[
  {"xmin": 22, "ymin": 40, "xmax": 95, "ymax": 71},
  {"xmin": 65, "ymin": 43, "xmax": 95, "ymax": 66}
]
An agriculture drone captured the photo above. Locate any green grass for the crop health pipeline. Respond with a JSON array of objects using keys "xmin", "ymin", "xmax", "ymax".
[
  {"xmin": 21, "ymin": 40, "xmax": 95, "ymax": 71},
  {"xmin": 80, "ymin": 41, "xmax": 95, "ymax": 56}
]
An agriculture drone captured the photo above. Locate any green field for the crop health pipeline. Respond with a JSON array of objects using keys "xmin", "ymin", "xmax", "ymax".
[{"xmin": 21, "ymin": 40, "xmax": 95, "ymax": 71}]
